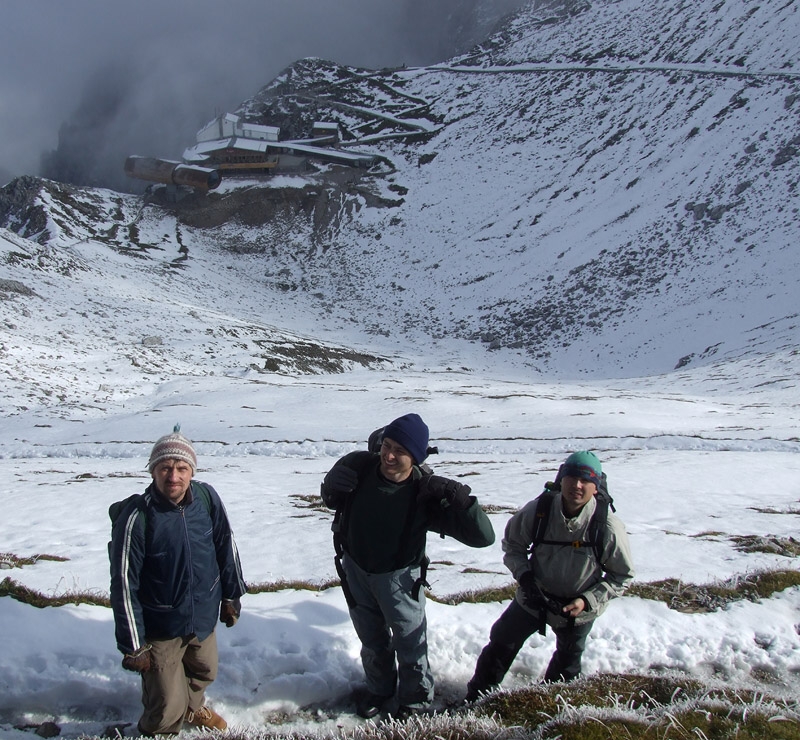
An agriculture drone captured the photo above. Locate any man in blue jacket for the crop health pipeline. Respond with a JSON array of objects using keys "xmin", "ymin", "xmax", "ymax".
[{"xmin": 109, "ymin": 427, "xmax": 246, "ymax": 735}]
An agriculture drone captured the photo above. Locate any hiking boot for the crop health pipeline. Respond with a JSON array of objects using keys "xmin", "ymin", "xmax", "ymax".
[
  {"xmin": 464, "ymin": 680, "xmax": 490, "ymax": 704},
  {"xmin": 355, "ymin": 692, "xmax": 391, "ymax": 719},
  {"xmin": 393, "ymin": 705, "xmax": 426, "ymax": 721},
  {"xmin": 184, "ymin": 706, "xmax": 227, "ymax": 731}
]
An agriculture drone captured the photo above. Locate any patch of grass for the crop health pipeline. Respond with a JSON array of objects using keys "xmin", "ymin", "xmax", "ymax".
[
  {"xmin": 0, "ymin": 552, "xmax": 69, "ymax": 568},
  {"xmin": 0, "ymin": 577, "xmax": 110, "ymax": 608},
  {"xmin": 289, "ymin": 493, "xmax": 329, "ymax": 514},
  {"xmin": 4, "ymin": 564, "xmax": 798, "ymax": 622},
  {"xmin": 731, "ymin": 535, "xmax": 800, "ymax": 557},
  {"xmin": 478, "ymin": 503, "xmax": 517, "ymax": 514},
  {"xmin": 431, "ymin": 583, "xmax": 516, "ymax": 605},
  {"xmin": 460, "ymin": 566, "xmax": 500, "ymax": 575},
  {"xmin": 178, "ymin": 674, "xmax": 799, "ymax": 740},
  {"xmin": 438, "ymin": 569, "xmax": 800, "ymax": 611},
  {"xmin": 750, "ymin": 506, "xmax": 800, "ymax": 515},
  {"xmin": 247, "ymin": 578, "xmax": 339, "ymax": 594},
  {"xmin": 478, "ymin": 673, "xmax": 800, "ymax": 739},
  {"xmin": 627, "ymin": 569, "xmax": 800, "ymax": 613},
  {"xmin": 212, "ymin": 712, "xmax": 509, "ymax": 739},
  {"xmin": 662, "ymin": 706, "xmax": 800, "ymax": 739}
]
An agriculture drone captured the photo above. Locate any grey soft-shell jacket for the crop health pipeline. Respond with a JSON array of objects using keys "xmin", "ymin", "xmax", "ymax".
[
  {"xmin": 108, "ymin": 481, "xmax": 246, "ymax": 654},
  {"xmin": 502, "ymin": 492, "xmax": 634, "ymax": 627}
]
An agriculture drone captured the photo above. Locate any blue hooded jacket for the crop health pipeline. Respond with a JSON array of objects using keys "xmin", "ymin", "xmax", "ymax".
[{"xmin": 108, "ymin": 480, "xmax": 246, "ymax": 654}]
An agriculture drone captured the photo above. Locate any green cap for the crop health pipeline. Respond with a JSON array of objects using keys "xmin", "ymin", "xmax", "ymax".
[{"xmin": 558, "ymin": 451, "xmax": 602, "ymax": 486}]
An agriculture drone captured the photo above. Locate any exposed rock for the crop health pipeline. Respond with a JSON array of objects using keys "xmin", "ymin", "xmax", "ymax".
[{"xmin": 34, "ymin": 721, "xmax": 61, "ymax": 738}]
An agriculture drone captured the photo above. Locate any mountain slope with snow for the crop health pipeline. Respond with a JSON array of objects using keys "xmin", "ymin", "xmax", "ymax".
[
  {"xmin": 229, "ymin": 0, "xmax": 800, "ymax": 376},
  {"xmin": 0, "ymin": 0, "xmax": 798, "ymax": 394},
  {"xmin": 0, "ymin": 4, "xmax": 799, "ymax": 736}
]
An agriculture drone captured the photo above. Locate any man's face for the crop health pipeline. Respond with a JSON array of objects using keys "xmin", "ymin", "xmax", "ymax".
[
  {"xmin": 152, "ymin": 458, "xmax": 193, "ymax": 503},
  {"xmin": 560, "ymin": 475, "xmax": 597, "ymax": 516},
  {"xmin": 379, "ymin": 436, "xmax": 415, "ymax": 482}
]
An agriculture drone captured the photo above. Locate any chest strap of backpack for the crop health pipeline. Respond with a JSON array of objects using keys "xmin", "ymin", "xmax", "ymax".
[{"xmin": 529, "ymin": 485, "xmax": 610, "ymax": 565}]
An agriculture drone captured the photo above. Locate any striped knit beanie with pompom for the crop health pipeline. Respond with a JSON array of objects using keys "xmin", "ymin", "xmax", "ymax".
[{"xmin": 147, "ymin": 424, "xmax": 197, "ymax": 473}]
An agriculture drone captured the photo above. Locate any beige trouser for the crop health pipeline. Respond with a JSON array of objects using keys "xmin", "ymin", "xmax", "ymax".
[{"xmin": 138, "ymin": 632, "xmax": 218, "ymax": 735}]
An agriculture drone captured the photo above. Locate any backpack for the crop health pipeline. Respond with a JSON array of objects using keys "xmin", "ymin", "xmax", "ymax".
[{"xmin": 528, "ymin": 469, "xmax": 615, "ymax": 565}]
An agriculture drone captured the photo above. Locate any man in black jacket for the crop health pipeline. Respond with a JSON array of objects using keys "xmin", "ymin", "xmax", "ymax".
[
  {"xmin": 108, "ymin": 426, "xmax": 246, "ymax": 735},
  {"xmin": 321, "ymin": 413, "xmax": 495, "ymax": 720}
]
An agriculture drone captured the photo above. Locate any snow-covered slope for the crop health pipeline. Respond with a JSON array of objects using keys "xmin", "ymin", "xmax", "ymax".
[
  {"xmin": 1, "ymin": 0, "xmax": 798, "ymax": 389},
  {"xmin": 0, "ymin": 5, "xmax": 799, "ymax": 734}
]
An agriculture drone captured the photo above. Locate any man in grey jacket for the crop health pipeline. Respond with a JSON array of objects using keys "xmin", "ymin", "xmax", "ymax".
[{"xmin": 465, "ymin": 451, "xmax": 633, "ymax": 700}]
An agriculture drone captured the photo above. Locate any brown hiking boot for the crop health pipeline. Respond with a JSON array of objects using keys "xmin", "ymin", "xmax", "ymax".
[{"xmin": 184, "ymin": 706, "xmax": 227, "ymax": 731}]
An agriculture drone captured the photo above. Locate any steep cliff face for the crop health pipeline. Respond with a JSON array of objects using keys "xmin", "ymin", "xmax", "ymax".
[{"xmin": 167, "ymin": 167, "xmax": 402, "ymax": 239}]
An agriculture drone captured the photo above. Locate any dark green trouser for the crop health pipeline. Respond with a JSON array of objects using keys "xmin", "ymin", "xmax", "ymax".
[{"xmin": 468, "ymin": 599, "xmax": 593, "ymax": 695}]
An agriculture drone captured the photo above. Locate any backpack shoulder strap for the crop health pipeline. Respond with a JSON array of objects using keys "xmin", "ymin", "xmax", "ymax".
[
  {"xmin": 190, "ymin": 481, "xmax": 214, "ymax": 515},
  {"xmin": 109, "ymin": 493, "xmax": 146, "ymax": 527},
  {"xmin": 588, "ymin": 490, "xmax": 611, "ymax": 563},
  {"xmin": 529, "ymin": 483, "xmax": 612, "ymax": 565},
  {"xmin": 529, "ymin": 485, "xmax": 558, "ymax": 550}
]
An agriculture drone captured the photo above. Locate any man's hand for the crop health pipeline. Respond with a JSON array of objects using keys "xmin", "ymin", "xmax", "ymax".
[
  {"xmin": 321, "ymin": 465, "xmax": 359, "ymax": 499},
  {"xmin": 418, "ymin": 475, "xmax": 472, "ymax": 510},
  {"xmin": 220, "ymin": 597, "xmax": 241, "ymax": 627},
  {"xmin": 122, "ymin": 644, "xmax": 152, "ymax": 673},
  {"xmin": 562, "ymin": 597, "xmax": 586, "ymax": 618}
]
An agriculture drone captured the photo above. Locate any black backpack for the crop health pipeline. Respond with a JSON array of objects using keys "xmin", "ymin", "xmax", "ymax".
[{"xmin": 528, "ymin": 470, "xmax": 615, "ymax": 565}]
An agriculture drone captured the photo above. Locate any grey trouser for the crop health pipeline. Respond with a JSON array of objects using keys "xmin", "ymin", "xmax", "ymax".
[
  {"xmin": 138, "ymin": 631, "xmax": 218, "ymax": 735},
  {"xmin": 342, "ymin": 554, "xmax": 434, "ymax": 708}
]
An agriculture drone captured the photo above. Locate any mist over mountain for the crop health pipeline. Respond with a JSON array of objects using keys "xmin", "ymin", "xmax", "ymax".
[
  {"xmin": 0, "ymin": 0, "xmax": 798, "ymax": 410},
  {"xmin": 16, "ymin": 0, "xmax": 525, "ymax": 194}
]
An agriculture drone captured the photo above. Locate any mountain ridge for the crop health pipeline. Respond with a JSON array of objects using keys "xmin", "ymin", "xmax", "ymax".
[{"xmin": 0, "ymin": 0, "xmax": 798, "ymax": 402}]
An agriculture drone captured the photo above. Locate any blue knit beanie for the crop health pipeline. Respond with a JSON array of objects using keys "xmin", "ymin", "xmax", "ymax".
[
  {"xmin": 557, "ymin": 450, "xmax": 602, "ymax": 486},
  {"xmin": 382, "ymin": 413, "xmax": 429, "ymax": 464}
]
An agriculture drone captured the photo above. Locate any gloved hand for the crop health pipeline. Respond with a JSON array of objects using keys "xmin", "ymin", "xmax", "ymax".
[
  {"xmin": 418, "ymin": 475, "xmax": 472, "ymax": 510},
  {"xmin": 321, "ymin": 465, "xmax": 359, "ymax": 501},
  {"xmin": 518, "ymin": 572, "xmax": 563, "ymax": 615},
  {"xmin": 220, "ymin": 597, "xmax": 241, "ymax": 627},
  {"xmin": 518, "ymin": 570, "xmax": 537, "ymax": 600},
  {"xmin": 518, "ymin": 572, "xmax": 548, "ymax": 636},
  {"xmin": 122, "ymin": 644, "xmax": 153, "ymax": 673}
]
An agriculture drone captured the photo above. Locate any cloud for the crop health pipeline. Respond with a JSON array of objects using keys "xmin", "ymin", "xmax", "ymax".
[{"xmin": 0, "ymin": 0, "xmax": 526, "ymax": 190}]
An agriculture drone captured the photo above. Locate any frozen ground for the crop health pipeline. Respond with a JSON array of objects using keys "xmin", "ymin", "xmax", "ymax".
[{"xmin": 1, "ymin": 359, "xmax": 799, "ymax": 738}]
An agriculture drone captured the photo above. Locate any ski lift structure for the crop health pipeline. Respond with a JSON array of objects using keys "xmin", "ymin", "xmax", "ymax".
[{"xmin": 124, "ymin": 113, "xmax": 377, "ymax": 193}]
